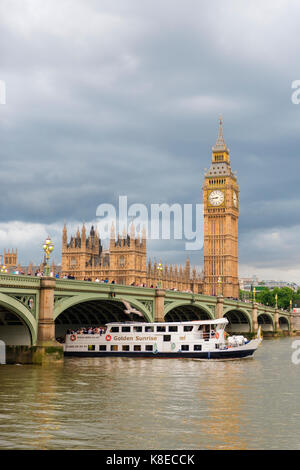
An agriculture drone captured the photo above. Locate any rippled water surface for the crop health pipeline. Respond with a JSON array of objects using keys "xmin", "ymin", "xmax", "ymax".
[{"xmin": 0, "ymin": 337, "xmax": 299, "ymax": 449}]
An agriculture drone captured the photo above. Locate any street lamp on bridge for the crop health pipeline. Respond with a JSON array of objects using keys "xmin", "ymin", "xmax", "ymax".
[
  {"xmin": 157, "ymin": 262, "xmax": 163, "ymax": 288},
  {"xmin": 0, "ymin": 265, "xmax": 7, "ymax": 274},
  {"xmin": 43, "ymin": 237, "xmax": 54, "ymax": 277}
]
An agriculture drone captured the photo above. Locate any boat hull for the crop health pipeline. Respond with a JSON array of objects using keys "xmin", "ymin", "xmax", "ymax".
[{"xmin": 64, "ymin": 348, "xmax": 257, "ymax": 359}]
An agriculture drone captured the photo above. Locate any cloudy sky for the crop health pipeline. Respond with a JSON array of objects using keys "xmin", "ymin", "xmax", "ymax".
[{"xmin": 1, "ymin": 0, "xmax": 300, "ymax": 281}]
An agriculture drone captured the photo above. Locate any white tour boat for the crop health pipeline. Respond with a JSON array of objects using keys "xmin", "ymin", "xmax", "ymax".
[{"xmin": 64, "ymin": 318, "xmax": 262, "ymax": 360}]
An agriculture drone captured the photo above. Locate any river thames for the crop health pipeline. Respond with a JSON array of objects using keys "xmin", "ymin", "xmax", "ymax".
[{"xmin": 0, "ymin": 337, "xmax": 299, "ymax": 450}]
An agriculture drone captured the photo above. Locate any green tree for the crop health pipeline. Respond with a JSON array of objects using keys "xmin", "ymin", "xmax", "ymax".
[
  {"xmin": 256, "ymin": 288, "xmax": 274, "ymax": 307},
  {"xmin": 275, "ymin": 287, "xmax": 294, "ymax": 310},
  {"xmin": 240, "ymin": 289, "xmax": 250, "ymax": 301},
  {"xmin": 254, "ymin": 286, "xmax": 294, "ymax": 310}
]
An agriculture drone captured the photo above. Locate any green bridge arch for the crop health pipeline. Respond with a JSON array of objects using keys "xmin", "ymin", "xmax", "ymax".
[
  {"xmin": 279, "ymin": 315, "xmax": 290, "ymax": 330},
  {"xmin": 0, "ymin": 292, "xmax": 37, "ymax": 345},
  {"xmin": 257, "ymin": 312, "xmax": 275, "ymax": 330},
  {"xmin": 164, "ymin": 300, "xmax": 214, "ymax": 319},
  {"xmin": 54, "ymin": 293, "xmax": 153, "ymax": 323},
  {"xmin": 223, "ymin": 305, "xmax": 253, "ymax": 330}
]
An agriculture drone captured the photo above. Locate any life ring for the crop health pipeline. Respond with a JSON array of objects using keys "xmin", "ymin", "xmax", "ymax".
[
  {"xmin": 215, "ymin": 332, "xmax": 220, "ymax": 339},
  {"xmin": 70, "ymin": 334, "xmax": 77, "ymax": 342},
  {"xmin": 106, "ymin": 334, "xmax": 112, "ymax": 341}
]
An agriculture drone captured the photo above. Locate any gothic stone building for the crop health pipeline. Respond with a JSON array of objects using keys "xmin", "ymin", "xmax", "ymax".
[{"xmin": 61, "ymin": 224, "xmax": 203, "ymax": 292}]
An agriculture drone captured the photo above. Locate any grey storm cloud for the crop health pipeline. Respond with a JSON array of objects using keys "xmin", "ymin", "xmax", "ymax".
[{"xmin": 1, "ymin": 0, "xmax": 300, "ymax": 279}]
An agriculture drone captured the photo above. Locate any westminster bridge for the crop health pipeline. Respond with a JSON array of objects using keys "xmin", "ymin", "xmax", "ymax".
[{"xmin": 0, "ymin": 274, "xmax": 296, "ymax": 347}]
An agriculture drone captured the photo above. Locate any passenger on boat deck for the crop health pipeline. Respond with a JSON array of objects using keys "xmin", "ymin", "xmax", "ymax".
[{"xmin": 66, "ymin": 326, "xmax": 107, "ymax": 336}]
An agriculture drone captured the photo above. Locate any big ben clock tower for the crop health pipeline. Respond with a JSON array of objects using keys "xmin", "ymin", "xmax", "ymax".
[{"xmin": 203, "ymin": 117, "xmax": 239, "ymax": 298}]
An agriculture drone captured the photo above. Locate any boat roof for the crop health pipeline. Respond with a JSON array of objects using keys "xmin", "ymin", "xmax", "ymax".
[{"xmin": 105, "ymin": 318, "xmax": 228, "ymax": 326}]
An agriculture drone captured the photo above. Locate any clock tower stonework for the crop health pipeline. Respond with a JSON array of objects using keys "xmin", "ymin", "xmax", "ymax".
[{"xmin": 203, "ymin": 118, "xmax": 239, "ymax": 298}]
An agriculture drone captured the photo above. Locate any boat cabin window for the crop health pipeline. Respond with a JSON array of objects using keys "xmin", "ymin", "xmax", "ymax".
[
  {"xmin": 134, "ymin": 345, "xmax": 141, "ymax": 351},
  {"xmin": 163, "ymin": 335, "xmax": 171, "ymax": 342},
  {"xmin": 110, "ymin": 345, "xmax": 118, "ymax": 351},
  {"xmin": 145, "ymin": 345, "xmax": 153, "ymax": 351},
  {"xmin": 99, "ymin": 345, "xmax": 107, "ymax": 351},
  {"xmin": 156, "ymin": 326, "xmax": 166, "ymax": 332},
  {"xmin": 110, "ymin": 327, "xmax": 119, "ymax": 333},
  {"xmin": 194, "ymin": 345, "xmax": 202, "ymax": 351},
  {"xmin": 183, "ymin": 326, "xmax": 193, "ymax": 332},
  {"xmin": 88, "ymin": 345, "xmax": 95, "ymax": 351},
  {"xmin": 145, "ymin": 326, "xmax": 154, "ymax": 332},
  {"xmin": 181, "ymin": 345, "xmax": 189, "ymax": 351},
  {"xmin": 121, "ymin": 326, "xmax": 131, "ymax": 333},
  {"xmin": 122, "ymin": 345, "xmax": 130, "ymax": 351},
  {"xmin": 133, "ymin": 326, "xmax": 143, "ymax": 332},
  {"xmin": 168, "ymin": 325, "xmax": 178, "ymax": 332}
]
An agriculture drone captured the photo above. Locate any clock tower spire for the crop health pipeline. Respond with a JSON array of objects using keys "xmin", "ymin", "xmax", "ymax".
[
  {"xmin": 213, "ymin": 115, "xmax": 228, "ymax": 153},
  {"xmin": 203, "ymin": 117, "xmax": 239, "ymax": 299}
]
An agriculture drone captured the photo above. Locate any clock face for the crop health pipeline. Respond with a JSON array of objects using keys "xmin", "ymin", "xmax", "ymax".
[
  {"xmin": 233, "ymin": 191, "xmax": 238, "ymax": 207},
  {"xmin": 208, "ymin": 190, "xmax": 224, "ymax": 206}
]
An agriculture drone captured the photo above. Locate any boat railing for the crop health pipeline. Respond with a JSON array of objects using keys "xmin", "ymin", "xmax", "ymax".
[{"xmin": 196, "ymin": 330, "xmax": 226, "ymax": 340}]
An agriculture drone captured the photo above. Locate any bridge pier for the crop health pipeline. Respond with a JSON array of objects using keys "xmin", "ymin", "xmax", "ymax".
[
  {"xmin": 274, "ymin": 309, "xmax": 280, "ymax": 332},
  {"xmin": 155, "ymin": 289, "xmax": 166, "ymax": 322},
  {"xmin": 216, "ymin": 296, "xmax": 224, "ymax": 318},
  {"xmin": 291, "ymin": 312, "xmax": 300, "ymax": 333},
  {"xmin": 252, "ymin": 302, "xmax": 258, "ymax": 333},
  {"xmin": 37, "ymin": 277, "xmax": 57, "ymax": 345},
  {"xmin": 35, "ymin": 277, "xmax": 63, "ymax": 364}
]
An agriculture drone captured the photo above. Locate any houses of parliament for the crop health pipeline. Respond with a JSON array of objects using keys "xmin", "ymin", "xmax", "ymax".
[
  {"xmin": 61, "ymin": 118, "xmax": 239, "ymax": 297},
  {"xmin": 1, "ymin": 119, "xmax": 239, "ymax": 298},
  {"xmin": 61, "ymin": 223, "xmax": 203, "ymax": 291}
]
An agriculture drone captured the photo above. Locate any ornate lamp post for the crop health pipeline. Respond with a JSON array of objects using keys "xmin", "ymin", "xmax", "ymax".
[
  {"xmin": 253, "ymin": 287, "xmax": 256, "ymax": 302},
  {"xmin": 42, "ymin": 236, "xmax": 54, "ymax": 276},
  {"xmin": 275, "ymin": 293, "xmax": 278, "ymax": 309},
  {"xmin": 157, "ymin": 262, "xmax": 163, "ymax": 288},
  {"xmin": 290, "ymin": 299, "xmax": 293, "ymax": 312},
  {"xmin": 0, "ymin": 265, "xmax": 7, "ymax": 274}
]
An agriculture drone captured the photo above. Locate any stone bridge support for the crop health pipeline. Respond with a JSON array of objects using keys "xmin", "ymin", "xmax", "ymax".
[
  {"xmin": 274, "ymin": 309, "xmax": 280, "ymax": 331},
  {"xmin": 37, "ymin": 277, "xmax": 57, "ymax": 345},
  {"xmin": 291, "ymin": 312, "xmax": 300, "ymax": 333},
  {"xmin": 252, "ymin": 302, "xmax": 258, "ymax": 333},
  {"xmin": 216, "ymin": 296, "xmax": 224, "ymax": 318},
  {"xmin": 155, "ymin": 289, "xmax": 166, "ymax": 322},
  {"xmin": 33, "ymin": 277, "xmax": 63, "ymax": 364}
]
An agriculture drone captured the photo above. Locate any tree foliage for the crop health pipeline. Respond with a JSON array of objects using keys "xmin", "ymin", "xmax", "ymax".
[{"xmin": 240, "ymin": 286, "xmax": 295, "ymax": 310}]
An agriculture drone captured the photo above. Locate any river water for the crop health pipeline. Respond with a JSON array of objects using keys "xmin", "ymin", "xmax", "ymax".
[{"xmin": 0, "ymin": 337, "xmax": 299, "ymax": 450}]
